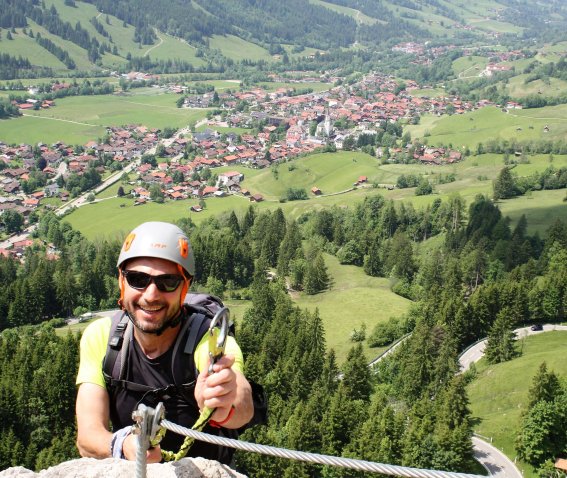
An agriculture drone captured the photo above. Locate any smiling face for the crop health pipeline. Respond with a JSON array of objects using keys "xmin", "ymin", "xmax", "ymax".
[{"xmin": 120, "ymin": 257, "xmax": 184, "ymax": 335}]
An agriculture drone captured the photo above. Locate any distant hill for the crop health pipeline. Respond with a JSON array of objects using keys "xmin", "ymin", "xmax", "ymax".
[{"xmin": 1, "ymin": 0, "xmax": 567, "ymax": 77}]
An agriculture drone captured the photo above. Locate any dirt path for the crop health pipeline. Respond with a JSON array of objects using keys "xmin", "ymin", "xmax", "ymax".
[
  {"xmin": 22, "ymin": 114, "xmax": 99, "ymax": 127},
  {"xmin": 144, "ymin": 29, "xmax": 164, "ymax": 57}
]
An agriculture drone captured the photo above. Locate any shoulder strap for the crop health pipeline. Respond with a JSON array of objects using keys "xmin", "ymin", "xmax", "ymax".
[
  {"xmin": 184, "ymin": 311, "xmax": 210, "ymax": 355},
  {"xmin": 170, "ymin": 307, "xmax": 212, "ymax": 387},
  {"xmin": 103, "ymin": 310, "xmax": 131, "ymax": 387}
]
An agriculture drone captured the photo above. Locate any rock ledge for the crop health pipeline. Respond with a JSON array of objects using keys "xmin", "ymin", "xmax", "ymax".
[{"xmin": 0, "ymin": 457, "xmax": 247, "ymax": 478}]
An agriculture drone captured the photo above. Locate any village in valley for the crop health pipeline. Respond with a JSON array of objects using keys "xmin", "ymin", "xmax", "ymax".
[{"xmin": 0, "ymin": 64, "xmax": 520, "ymax": 254}]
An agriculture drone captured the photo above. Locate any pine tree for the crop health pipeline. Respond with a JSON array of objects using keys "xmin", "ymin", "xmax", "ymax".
[
  {"xmin": 227, "ymin": 210, "xmax": 240, "ymax": 237},
  {"xmin": 526, "ymin": 362, "xmax": 562, "ymax": 410},
  {"xmin": 276, "ymin": 219, "xmax": 302, "ymax": 277},
  {"xmin": 341, "ymin": 343, "xmax": 372, "ymax": 402},
  {"xmin": 484, "ymin": 307, "xmax": 518, "ymax": 364},
  {"xmin": 303, "ymin": 251, "xmax": 330, "ymax": 295},
  {"xmin": 493, "ymin": 167, "xmax": 518, "ymax": 200},
  {"xmin": 347, "ymin": 391, "xmax": 403, "ymax": 465},
  {"xmin": 363, "ymin": 233, "xmax": 382, "ymax": 277}
]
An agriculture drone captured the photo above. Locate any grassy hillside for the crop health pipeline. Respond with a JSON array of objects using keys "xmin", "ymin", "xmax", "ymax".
[
  {"xmin": 242, "ymin": 151, "xmax": 382, "ymax": 200},
  {"xmin": 506, "ymin": 75, "xmax": 567, "ymax": 99},
  {"xmin": 208, "ymin": 35, "xmax": 272, "ymax": 62},
  {"xmin": 141, "ymin": 32, "xmax": 207, "ymax": 67},
  {"xmin": 467, "ymin": 331, "xmax": 567, "ymax": 478},
  {"xmin": 0, "ymin": 28, "xmax": 67, "ymax": 70},
  {"xmin": 452, "ymin": 56, "xmax": 489, "ymax": 79},
  {"xmin": 406, "ymin": 105, "xmax": 567, "ymax": 149},
  {"xmin": 295, "ymin": 252, "xmax": 411, "ymax": 363}
]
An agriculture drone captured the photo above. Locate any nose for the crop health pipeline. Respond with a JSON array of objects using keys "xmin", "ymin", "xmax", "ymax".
[{"xmin": 141, "ymin": 281, "xmax": 162, "ymax": 300}]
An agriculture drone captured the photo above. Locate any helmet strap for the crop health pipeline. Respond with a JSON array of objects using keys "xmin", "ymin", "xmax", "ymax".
[
  {"xmin": 118, "ymin": 268, "xmax": 126, "ymax": 309},
  {"xmin": 177, "ymin": 264, "xmax": 192, "ymax": 307}
]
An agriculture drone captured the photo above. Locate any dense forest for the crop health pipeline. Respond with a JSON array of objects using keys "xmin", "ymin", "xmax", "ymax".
[{"xmin": 0, "ymin": 193, "xmax": 566, "ymax": 476}]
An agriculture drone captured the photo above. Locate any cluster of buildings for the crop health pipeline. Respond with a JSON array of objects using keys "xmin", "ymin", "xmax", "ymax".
[{"xmin": 0, "ymin": 70, "xmax": 493, "ymax": 228}]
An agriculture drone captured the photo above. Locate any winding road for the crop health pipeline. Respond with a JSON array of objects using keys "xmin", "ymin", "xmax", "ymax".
[{"xmin": 369, "ymin": 324, "xmax": 567, "ymax": 477}]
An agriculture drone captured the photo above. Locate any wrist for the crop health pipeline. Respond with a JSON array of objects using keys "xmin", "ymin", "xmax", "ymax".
[
  {"xmin": 110, "ymin": 426, "xmax": 132, "ymax": 459},
  {"xmin": 209, "ymin": 405, "xmax": 236, "ymax": 428}
]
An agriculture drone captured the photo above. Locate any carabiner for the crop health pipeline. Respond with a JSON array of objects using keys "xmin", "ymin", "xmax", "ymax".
[{"xmin": 208, "ymin": 307, "xmax": 230, "ymax": 374}]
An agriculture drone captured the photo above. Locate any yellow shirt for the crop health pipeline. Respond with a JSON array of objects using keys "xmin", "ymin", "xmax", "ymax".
[{"xmin": 76, "ymin": 315, "xmax": 244, "ymax": 388}]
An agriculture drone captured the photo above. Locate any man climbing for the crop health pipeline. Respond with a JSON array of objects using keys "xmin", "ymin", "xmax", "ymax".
[{"xmin": 75, "ymin": 221, "xmax": 256, "ymax": 464}]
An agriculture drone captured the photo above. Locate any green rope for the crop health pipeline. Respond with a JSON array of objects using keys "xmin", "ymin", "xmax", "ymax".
[{"xmin": 153, "ymin": 406, "xmax": 215, "ymax": 461}]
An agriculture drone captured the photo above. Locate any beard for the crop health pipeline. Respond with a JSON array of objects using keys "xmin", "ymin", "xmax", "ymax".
[{"xmin": 127, "ymin": 303, "xmax": 182, "ymax": 336}]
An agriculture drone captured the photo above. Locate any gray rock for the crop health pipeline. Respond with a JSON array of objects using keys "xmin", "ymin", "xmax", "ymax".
[{"xmin": 0, "ymin": 458, "xmax": 247, "ymax": 478}]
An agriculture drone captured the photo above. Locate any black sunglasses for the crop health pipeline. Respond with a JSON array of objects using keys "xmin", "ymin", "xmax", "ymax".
[{"xmin": 122, "ymin": 270, "xmax": 184, "ymax": 293}]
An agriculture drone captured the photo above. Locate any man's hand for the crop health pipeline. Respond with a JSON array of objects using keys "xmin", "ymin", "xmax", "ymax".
[
  {"xmin": 195, "ymin": 354, "xmax": 238, "ymax": 423},
  {"xmin": 122, "ymin": 434, "xmax": 162, "ymax": 463}
]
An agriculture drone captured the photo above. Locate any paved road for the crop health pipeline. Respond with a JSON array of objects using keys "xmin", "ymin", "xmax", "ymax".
[
  {"xmin": 461, "ymin": 325, "xmax": 567, "ymax": 477},
  {"xmin": 472, "ymin": 437, "xmax": 522, "ymax": 478},
  {"xmin": 459, "ymin": 324, "xmax": 567, "ymax": 372}
]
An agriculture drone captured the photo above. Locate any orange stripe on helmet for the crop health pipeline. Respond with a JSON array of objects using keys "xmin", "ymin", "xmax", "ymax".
[
  {"xmin": 178, "ymin": 238, "xmax": 189, "ymax": 258},
  {"xmin": 122, "ymin": 233, "xmax": 136, "ymax": 252}
]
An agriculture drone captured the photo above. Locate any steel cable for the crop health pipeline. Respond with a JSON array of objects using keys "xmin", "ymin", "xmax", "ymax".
[{"xmin": 161, "ymin": 419, "xmax": 484, "ymax": 478}]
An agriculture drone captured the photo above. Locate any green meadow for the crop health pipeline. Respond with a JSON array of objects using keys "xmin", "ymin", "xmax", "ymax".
[
  {"xmin": 0, "ymin": 115, "xmax": 105, "ymax": 146},
  {"xmin": 450, "ymin": 0, "xmax": 502, "ymax": 19},
  {"xmin": 0, "ymin": 92, "xmax": 208, "ymax": 145},
  {"xmin": 506, "ymin": 75, "xmax": 567, "ymax": 99},
  {"xmin": 282, "ymin": 45, "xmax": 323, "ymax": 60},
  {"xmin": 142, "ymin": 32, "xmax": 206, "ymax": 68},
  {"xmin": 467, "ymin": 331, "xmax": 567, "ymax": 478},
  {"xmin": 209, "ymin": 35, "xmax": 272, "ymax": 62},
  {"xmin": 470, "ymin": 18, "xmax": 523, "ymax": 34},
  {"xmin": 240, "ymin": 151, "xmax": 383, "ymax": 200},
  {"xmin": 452, "ymin": 56, "xmax": 489, "ymax": 78},
  {"xmin": 294, "ymin": 253, "xmax": 411, "ymax": 363},
  {"xmin": 406, "ymin": 105, "xmax": 567, "ymax": 149},
  {"xmin": 409, "ymin": 87, "xmax": 446, "ymax": 98},
  {"xmin": 0, "ymin": 28, "xmax": 66, "ymax": 70},
  {"xmin": 382, "ymin": 0, "xmax": 454, "ymax": 35}
]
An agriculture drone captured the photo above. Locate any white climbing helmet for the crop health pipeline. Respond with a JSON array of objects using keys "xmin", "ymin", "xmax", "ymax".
[{"xmin": 117, "ymin": 221, "xmax": 195, "ymax": 277}]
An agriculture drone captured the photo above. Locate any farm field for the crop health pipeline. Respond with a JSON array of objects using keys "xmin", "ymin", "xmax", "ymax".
[
  {"xmin": 408, "ymin": 87, "xmax": 446, "ymax": 98},
  {"xmin": 471, "ymin": 18, "xmax": 523, "ymax": 34},
  {"xmin": 467, "ymin": 331, "xmax": 567, "ymax": 478},
  {"xmin": 0, "ymin": 92, "xmax": 208, "ymax": 145},
  {"xmin": 0, "ymin": 114, "xmax": 106, "ymax": 147},
  {"xmin": 406, "ymin": 105, "xmax": 567, "ymax": 149},
  {"xmin": 241, "ymin": 151, "xmax": 384, "ymax": 200}
]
